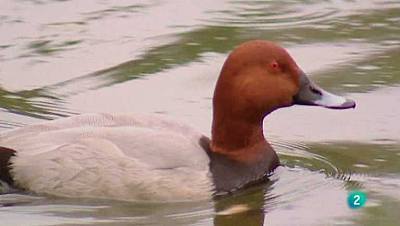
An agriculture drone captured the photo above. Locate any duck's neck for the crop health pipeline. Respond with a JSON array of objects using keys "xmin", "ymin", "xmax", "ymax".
[
  {"xmin": 212, "ymin": 116, "xmax": 264, "ymax": 150},
  {"xmin": 211, "ymin": 111, "xmax": 269, "ymax": 162}
]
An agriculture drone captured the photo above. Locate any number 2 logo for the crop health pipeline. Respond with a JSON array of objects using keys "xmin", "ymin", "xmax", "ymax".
[
  {"xmin": 348, "ymin": 191, "xmax": 367, "ymax": 209},
  {"xmin": 353, "ymin": 195, "xmax": 361, "ymax": 206}
]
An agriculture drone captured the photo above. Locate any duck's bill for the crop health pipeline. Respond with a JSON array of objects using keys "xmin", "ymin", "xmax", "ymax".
[{"xmin": 293, "ymin": 73, "xmax": 356, "ymax": 109}]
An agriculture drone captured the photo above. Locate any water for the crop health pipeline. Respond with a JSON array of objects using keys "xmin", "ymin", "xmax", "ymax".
[{"xmin": 1, "ymin": 0, "xmax": 400, "ymax": 225}]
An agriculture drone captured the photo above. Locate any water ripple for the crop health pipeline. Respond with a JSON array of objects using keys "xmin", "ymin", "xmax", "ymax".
[
  {"xmin": 272, "ymin": 139, "xmax": 343, "ymax": 179},
  {"xmin": 205, "ymin": 0, "xmax": 400, "ymax": 31}
]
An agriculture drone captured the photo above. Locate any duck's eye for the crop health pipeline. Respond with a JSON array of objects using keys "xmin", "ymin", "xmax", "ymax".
[
  {"xmin": 271, "ymin": 62, "xmax": 278, "ymax": 68},
  {"xmin": 267, "ymin": 60, "xmax": 283, "ymax": 73},
  {"xmin": 270, "ymin": 60, "xmax": 280, "ymax": 70}
]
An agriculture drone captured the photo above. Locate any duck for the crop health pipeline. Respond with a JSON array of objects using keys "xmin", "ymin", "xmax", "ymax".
[{"xmin": 0, "ymin": 40, "xmax": 355, "ymax": 201}]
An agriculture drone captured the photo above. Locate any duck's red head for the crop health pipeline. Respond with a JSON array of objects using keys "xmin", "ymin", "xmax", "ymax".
[{"xmin": 211, "ymin": 40, "xmax": 355, "ymax": 159}]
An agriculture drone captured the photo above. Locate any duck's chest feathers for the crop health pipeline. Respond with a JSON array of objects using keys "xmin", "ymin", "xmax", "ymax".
[{"xmin": 199, "ymin": 137, "xmax": 279, "ymax": 195}]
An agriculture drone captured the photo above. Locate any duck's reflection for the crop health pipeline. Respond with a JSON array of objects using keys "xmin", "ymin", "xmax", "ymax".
[
  {"xmin": 0, "ymin": 180, "xmax": 276, "ymax": 226},
  {"xmin": 213, "ymin": 180, "xmax": 274, "ymax": 226}
]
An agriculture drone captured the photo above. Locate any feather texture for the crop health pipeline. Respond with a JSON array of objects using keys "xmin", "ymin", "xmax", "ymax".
[{"xmin": 1, "ymin": 113, "xmax": 213, "ymax": 201}]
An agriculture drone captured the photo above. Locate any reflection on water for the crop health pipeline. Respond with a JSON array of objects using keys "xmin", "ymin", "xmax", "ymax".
[
  {"xmin": 1, "ymin": 0, "xmax": 400, "ymax": 225},
  {"xmin": 316, "ymin": 48, "xmax": 400, "ymax": 94}
]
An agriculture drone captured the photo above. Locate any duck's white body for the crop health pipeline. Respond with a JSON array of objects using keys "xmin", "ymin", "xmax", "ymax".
[{"xmin": 1, "ymin": 113, "xmax": 213, "ymax": 201}]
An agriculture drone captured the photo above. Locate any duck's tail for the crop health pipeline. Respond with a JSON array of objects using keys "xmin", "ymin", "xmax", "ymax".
[{"xmin": 0, "ymin": 146, "xmax": 16, "ymax": 187}]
